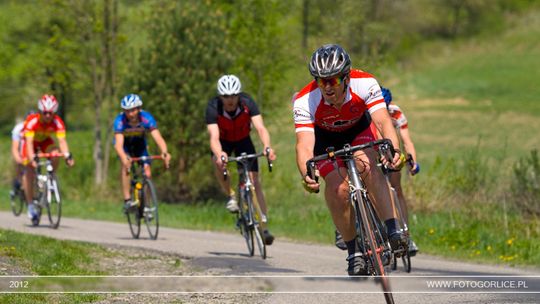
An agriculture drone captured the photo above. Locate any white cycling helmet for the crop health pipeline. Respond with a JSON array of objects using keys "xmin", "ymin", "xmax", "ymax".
[
  {"xmin": 120, "ymin": 94, "xmax": 143, "ymax": 110},
  {"xmin": 217, "ymin": 75, "xmax": 242, "ymax": 95},
  {"xmin": 38, "ymin": 94, "xmax": 59, "ymax": 113}
]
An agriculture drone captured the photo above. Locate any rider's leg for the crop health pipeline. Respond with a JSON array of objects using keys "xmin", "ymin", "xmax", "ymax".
[
  {"xmin": 213, "ymin": 163, "xmax": 232, "ymax": 197},
  {"xmin": 354, "ymin": 149, "xmax": 397, "ymax": 221},
  {"xmin": 389, "ymin": 171, "xmax": 408, "ymax": 226},
  {"xmin": 144, "ymin": 163, "xmax": 152, "ymax": 179},
  {"xmin": 121, "ymin": 163, "xmax": 131, "ymax": 200},
  {"xmin": 23, "ymin": 165, "xmax": 35, "ymax": 204},
  {"xmin": 324, "ymin": 167, "xmax": 356, "ymax": 242},
  {"xmin": 250, "ymin": 172, "xmax": 267, "ymax": 215}
]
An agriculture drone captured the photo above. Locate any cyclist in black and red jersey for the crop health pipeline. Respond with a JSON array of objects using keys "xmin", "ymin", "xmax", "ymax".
[
  {"xmin": 293, "ymin": 44, "xmax": 405, "ymax": 275},
  {"xmin": 206, "ymin": 74, "xmax": 277, "ymax": 245}
]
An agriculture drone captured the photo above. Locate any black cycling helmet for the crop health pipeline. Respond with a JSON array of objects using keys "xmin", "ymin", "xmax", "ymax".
[{"xmin": 309, "ymin": 44, "xmax": 351, "ymax": 78}]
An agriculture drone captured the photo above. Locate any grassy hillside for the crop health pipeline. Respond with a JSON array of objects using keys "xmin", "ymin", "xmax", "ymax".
[{"xmin": 1, "ymin": 9, "xmax": 539, "ymax": 266}]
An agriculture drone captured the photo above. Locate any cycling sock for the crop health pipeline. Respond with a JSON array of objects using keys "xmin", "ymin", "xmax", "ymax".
[
  {"xmin": 385, "ymin": 218, "xmax": 399, "ymax": 235},
  {"xmin": 345, "ymin": 239, "xmax": 356, "ymax": 256},
  {"xmin": 124, "ymin": 198, "xmax": 132, "ymax": 203}
]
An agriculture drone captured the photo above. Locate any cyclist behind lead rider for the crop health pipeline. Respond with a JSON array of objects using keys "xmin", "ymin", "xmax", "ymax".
[
  {"xmin": 9, "ymin": 111, "xmax": 34, "ymax": 201},
  {"xmin": 293, "ymin": 44, "xmax": 406, "ymax": 275},
  {"xmin": 22, "ymin": 95, "xmax": 75, "ymax": 223},
  {"xmin": 206, "ymin": 75, "xmax": 277, "ymax": 245},
  {"xmin": 113, "ymin": 94, "xmax": 171, "ymax": 212},
  {"xmin": 380, "ymin": 86, "xmax": 420, "ymax": 256}
]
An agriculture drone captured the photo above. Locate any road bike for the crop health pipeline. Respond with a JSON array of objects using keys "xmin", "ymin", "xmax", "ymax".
[
  {"xmin": 381, "ymin": 157, "xmax": 412, "ymax": 273},
  {"xmin": 32, "ymin": 152, "xmax": 65, "ymax": 228},
  {"xmin": 9, "ymin": 168, "xmax": 26, "ymax": 217},
  {"xmin": 125, "ymin": 155, "xmax": 164, "ymax": 240},
  {"xmin": 387, "ymin": 153, "xmax": 418, "ymax": 272},
  {"xmin": 223, "ymin": 149, "xmax": 272, "ymax": 259},
  {"xmin": 307, "ymin": 139, "xmax": 397, "ymax": 304}
]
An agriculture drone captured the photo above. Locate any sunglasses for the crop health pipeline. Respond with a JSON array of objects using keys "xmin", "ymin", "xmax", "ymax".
[
  {"xmin": 221, "ymin": 94, "xmax": 238, "ymax": 98},
  {"xmin": 315, "ymin": 75, "xmax": 346, "ymax": 87},
  {"xmin": 41, "ymin": 111, "xmax": 54, "ymax": 116}
]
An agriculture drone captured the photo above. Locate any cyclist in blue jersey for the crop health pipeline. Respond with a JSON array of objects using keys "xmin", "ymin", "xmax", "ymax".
[{"xmin": 113, "ymin": 94, "xmax": 171, "ymax": 212}]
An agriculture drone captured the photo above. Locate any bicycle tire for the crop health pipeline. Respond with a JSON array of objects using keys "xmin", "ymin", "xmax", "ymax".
[
  {"xmin": 247, "ymin": 189, "xmax": 266, "ymax": 259},
  {"xmin": 237, "ymin": 189, "xmax": 254, "ymax": 256},
  {"xmin": 46, "ymin": 174, "xmax": 62, "ymax": 229},
  {"xmin": 143, "ymin": 179, "xmax": 159, "ymax": 240},
  {"xmin": 354, "ymin": 191, "xmax": 394, "ymax": 304},
  {"xmin": 10, "ymin": 188, "xmax": 25, "ymax": 216},
  {"xmin": 127, "ymin": 187, "xmax": 141, "ymax": 239},
  {"xmin": 402, "ymin": 251, "xmax": 411, "ymax": 273}
]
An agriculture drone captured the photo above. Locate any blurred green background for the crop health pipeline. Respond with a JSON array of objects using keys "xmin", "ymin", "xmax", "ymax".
[{"xmin": 1, "ymin": 0, "xmax": 539, "ymax": 266}]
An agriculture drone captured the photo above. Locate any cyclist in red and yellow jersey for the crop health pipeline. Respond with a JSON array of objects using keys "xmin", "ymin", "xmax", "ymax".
[
  {"xmin": 22, "ymin": 95, "xmax": 74, "ymax": 222},
  {"xmin": 206, "ymin": 75, "xmax": 277, "ymax": 245}
]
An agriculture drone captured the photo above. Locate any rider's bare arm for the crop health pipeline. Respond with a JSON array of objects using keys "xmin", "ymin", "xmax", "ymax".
[
  {"xmin": 371, "ymin": 109, "xmax": 402, "ymax": 167},
  {"xmin": 251, "ymin": 115, "xmax": 276, "ymax": 161},
  {"xmin": 114, "ymin": 133, "xmax": 131, "ymax": 168},
  {"xmin": 207, "ymin": 123, "xmax": 226, "ymax": 165},
  {"xmin": 11, "ymin": 139, "xmax": 22, "ymax": 164}
]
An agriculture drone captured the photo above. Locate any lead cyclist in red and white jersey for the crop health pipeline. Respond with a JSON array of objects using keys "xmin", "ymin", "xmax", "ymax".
[{"xmin": 293, "ymin": 44, "xmax": 406, "ymax": 276}]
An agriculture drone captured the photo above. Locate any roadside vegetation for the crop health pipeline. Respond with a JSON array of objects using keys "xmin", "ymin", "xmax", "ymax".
[{"xmin": 1, "ymin": 1, "xmax": 539, "ymax": 268}]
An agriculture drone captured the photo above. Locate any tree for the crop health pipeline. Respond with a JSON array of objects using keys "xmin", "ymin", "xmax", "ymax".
[{"xmin": 127, "ymin": 1, "xmax": 232, "ymax": 200}]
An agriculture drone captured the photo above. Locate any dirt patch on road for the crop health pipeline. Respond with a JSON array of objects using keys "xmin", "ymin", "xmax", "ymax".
[{"xmin": 3, "ymin": 244, "xmax": 270, "ymax": 304}]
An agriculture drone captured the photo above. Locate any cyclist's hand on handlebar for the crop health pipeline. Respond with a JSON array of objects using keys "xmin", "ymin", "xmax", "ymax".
[
  {"xmin": 302, "ymin": 172, "xmax": 320, "ymax": 194},
  {"xmin": 409, "ymin": 162, "xmax": 420, "ymax": 175},
  {"xmin": 215, "ymin": 152, "xmax": 228, "ymax": 169},
  {"xmin": 65, "ymin": 152, "xmax": 75, "ymax": 167},
  {"xmin": 264, "ymin": 147, "xmax": 276, "ymax": 161},
  {"xmin": 122, "ymin": 156, "xmax": 132, "ymax": 171},
  {"xmin": 162, "ymin": 152, "xmax": 171, "ymax": 169},
  {"xmin": 382, "ymin": 149, "xmax": 405, "ymax": 170}
]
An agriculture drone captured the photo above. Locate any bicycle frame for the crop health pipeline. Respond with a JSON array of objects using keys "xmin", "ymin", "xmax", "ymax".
[
  {"xmin": 307, "ymin": 139, "xmax": 396, "ymax": 304},
  {"xmin": 33, "ymin": 152, "xmax": 64, "ymax": 228},
  {"xmin": 126, "ymin": 155, "xmax": 163, "ymax": 240},
  {"xmin": 223, "ymin": 150, "xmax": 272, "ymax": 259}
]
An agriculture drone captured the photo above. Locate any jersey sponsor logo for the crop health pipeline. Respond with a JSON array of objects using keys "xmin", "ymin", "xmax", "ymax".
[{"xmin": 293, "ymin": 108, "xmax": 312, "ymax": 120}]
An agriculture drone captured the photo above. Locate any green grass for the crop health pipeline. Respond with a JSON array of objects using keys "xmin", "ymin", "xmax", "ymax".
[
  {"xmin": 1, "ymin": 8, "xmax": 540, "ymax": 270},
  {"xmin": 0, "ymin": 229, "xmax": 106, "ymax": 303},
  {"xmin": 413, "ymin": 205, "xmax": 540, "ymax": 266}
]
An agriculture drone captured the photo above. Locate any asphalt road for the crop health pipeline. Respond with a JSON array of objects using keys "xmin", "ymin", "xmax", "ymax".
[{"xmin": 1, "ymin": 211, "xmax": 539, "ymax": 304}]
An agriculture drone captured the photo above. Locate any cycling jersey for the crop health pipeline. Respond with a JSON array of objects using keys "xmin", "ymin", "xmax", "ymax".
[
  {"xmin": 293, "ymin": 69, "xmax": 386, "ymax": 133},
  {"xmin": 21, "ymin": 113, "xmax": 65, "ymax": 161},
  {"xmin": 113, "ymin": 110, "xmax": 156, "ymax": 146},
  {"xmin": 387, "ymin": 103, "xmax": 408, "ymax": 130},
  {"xmin": 205, "ymin": 93, "xmax": 260, "ymax": 142},
  {"xmin": 11, "ymin": 122, "xmax": 24, "ymax": 142},
  {"xmin": 23, "ymin": 113, "xmax": 66, "ymax": 142},
  {"xmin": 293, "ymin": 69, "xmax": 385, "ymax": 177}
]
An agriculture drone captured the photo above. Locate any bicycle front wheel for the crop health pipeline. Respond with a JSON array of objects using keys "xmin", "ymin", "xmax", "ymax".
[
  {"xmin": 237, "ymin": 190, "xmax": 254, "ymax": 256},
  {"xmin": 10, "ymin": 189, "xmax": 25, "ymax": 216},
  {"xmin": 142, "ymin": 179, "xmax": 159, "ymax": 240},
  {"xmin": 247, "ymin": 190, "xmax": 266, "ymax": 259},
  {"xmin": 47, "ymin": 174, "xmax": 62, "ymax": 229},
  {"xmin": 127, "ymin": 187, "xmax": 141, "ymax": 239},
  {"xmin": 354, "ymin": 192, "xmax": 394, "ymax": 304}
]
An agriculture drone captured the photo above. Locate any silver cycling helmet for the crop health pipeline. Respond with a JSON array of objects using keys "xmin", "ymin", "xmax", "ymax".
[
  {"xmin": 120, "ymin": 94, "xmax": 143, "ymax": 110},
  {"xmin": 217, "ymin": 75, "xmax": 242, "ymax": 95},
  {"xmin": 309, "ymin": 44, "xmax": 351, "ymax": 78}
]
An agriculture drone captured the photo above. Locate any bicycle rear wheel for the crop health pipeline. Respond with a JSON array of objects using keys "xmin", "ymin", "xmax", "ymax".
[
  {"xmin": 142, "ymin": 179, "xmax": 159, "ymax": 240},
  {"xmin": 10, "ymin": 189, "xmax": 25, "ymax": 216},
  {"xmin": 237, "ymin": 190, "xmax": 254, "ymax": 256},
  {"xmin": 127, "ymin": 187, "xmax": 141, "ymax": 239},
  {"xmin": 354, "ymin": 192, "xmax": 394, "ymax": 304},
  {"xmin": 248, "ymin": 190, "xmax": 266, "ymax": 259},
  {"xmin": 46, "ymin": 174, "xmax": 62, "ymax": 229}
]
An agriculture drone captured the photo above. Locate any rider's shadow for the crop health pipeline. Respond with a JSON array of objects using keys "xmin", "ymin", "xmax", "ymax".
[{"xmin": 196, "ymin": 252, "xmax": 300, "ymax": 274}]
